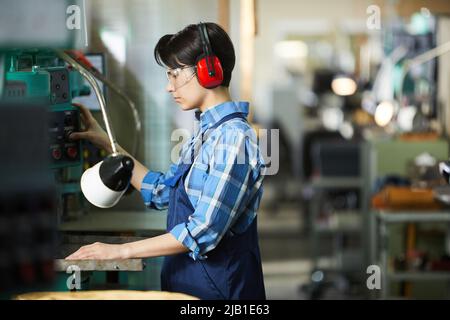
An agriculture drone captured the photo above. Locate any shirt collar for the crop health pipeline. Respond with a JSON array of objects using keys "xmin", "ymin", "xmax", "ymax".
[{"xmin": 195, "ymin": 101, "xmax": 249, "ymax": 132}]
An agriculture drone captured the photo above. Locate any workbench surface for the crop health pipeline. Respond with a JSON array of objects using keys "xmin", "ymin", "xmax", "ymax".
[{"xmin": 54, "ymin": 258, "xmax": 144, "ymax": 271}]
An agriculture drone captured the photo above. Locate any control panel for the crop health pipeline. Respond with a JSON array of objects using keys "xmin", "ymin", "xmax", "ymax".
[{"xmin": 48, "ymin": 108, "xmax": 81, "ymax": 168}]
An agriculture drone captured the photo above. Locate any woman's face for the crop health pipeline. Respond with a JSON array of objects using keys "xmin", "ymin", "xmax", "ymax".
[{"xmin": 165, "ymin": 65, "xmax": 206, "ymax": 110}]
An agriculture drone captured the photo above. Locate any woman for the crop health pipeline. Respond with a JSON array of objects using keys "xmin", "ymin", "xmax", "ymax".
[{"xmin": 66, "ymin": 22, "xmax": 266, "ymax": 300}]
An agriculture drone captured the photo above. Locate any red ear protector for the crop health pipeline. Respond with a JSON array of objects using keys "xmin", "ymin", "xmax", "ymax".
[{"xmin": 196, "ymin": 23, "xmax": 224, "ymax": 89}]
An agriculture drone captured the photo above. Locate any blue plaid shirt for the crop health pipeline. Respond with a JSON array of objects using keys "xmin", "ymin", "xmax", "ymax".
[{"xmin": 140, "ymin": 101, "xmax": 265, "ymax": 260}]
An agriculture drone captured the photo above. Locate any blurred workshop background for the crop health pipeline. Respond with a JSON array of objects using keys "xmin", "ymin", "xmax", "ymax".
[{"xmin": 2, "ymin": 0, "xmax": 450, "ymax": 300}]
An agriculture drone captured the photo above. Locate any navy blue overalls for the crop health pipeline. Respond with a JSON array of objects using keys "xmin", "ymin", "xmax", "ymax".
[{"xmin": 161, "ymin": 112, "xmax": 266, "ymax": 300}]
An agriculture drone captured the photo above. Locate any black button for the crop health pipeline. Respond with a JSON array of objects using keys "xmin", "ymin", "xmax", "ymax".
[{"xmin": 64, "ymin": 116, "xmax": 73, "ymax": 126}]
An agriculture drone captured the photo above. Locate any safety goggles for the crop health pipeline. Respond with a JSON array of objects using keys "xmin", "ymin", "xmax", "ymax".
[{"xmin": 165, "ymin": 65, "xmax": 197, "ymax": 90}]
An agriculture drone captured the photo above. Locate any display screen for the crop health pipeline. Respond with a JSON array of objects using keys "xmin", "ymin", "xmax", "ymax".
[{"xmin": 71, "ymin": 53, "xmax": 106, "ymax": 111}]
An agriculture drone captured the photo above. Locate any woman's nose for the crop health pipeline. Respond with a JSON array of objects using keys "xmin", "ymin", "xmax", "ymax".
[{"xmin": 166, "ymin": 81, "xmax": 175, "ymax": 92}]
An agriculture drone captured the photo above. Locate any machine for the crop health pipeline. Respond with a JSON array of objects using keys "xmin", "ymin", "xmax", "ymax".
[{"xmin": 0, "ymin": 1, "xmax": 143, "ymax": 296}]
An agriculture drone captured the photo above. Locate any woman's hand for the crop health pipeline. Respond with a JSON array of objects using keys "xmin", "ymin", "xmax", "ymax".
[
  {"xmin": 65, "ymin": 242, "xmax": 129, "ymax": 260},
  {"xmin": 69, "ymin": 103, "xmax": 112, "ymax": 153}
]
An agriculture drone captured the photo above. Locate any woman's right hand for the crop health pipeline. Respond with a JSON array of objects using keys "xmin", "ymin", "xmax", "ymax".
[
  {"xmin": 70, "ymin": 103, "xmax": 150, "ymax": 192},
  {"xmin": 69, "ymin": 103, "xmax": 112, "ymax": 152}
]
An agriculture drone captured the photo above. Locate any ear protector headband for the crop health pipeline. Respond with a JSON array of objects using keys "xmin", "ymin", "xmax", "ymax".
[{"xmin": 196, "ymin": 22, "xmax": 224, "ymax": 89}]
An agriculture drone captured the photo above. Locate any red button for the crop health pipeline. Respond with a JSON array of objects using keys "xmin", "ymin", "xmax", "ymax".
[
  {"xmin": 52, "ymin": 148, "xmax": 62, "ymax": 160},
  {"xmin": 66, "ymin": 147, "xmax": 78, "ymax": 159}
]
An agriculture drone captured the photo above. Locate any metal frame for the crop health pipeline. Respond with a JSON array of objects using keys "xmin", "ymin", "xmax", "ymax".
[
  {"xmin": 308, "ymin": 142, "xmax": 370, "ymax": 297},
  {"xmin": 373, "ymin": 210, "xmax": 450, "ymax": 299}
]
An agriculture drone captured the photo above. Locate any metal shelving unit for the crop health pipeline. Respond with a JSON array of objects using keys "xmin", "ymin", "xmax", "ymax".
[
  {"xmin": 388, "ymin": 271, "xmax": 450, "ymax": 282},
  {"xmin": 310, "ymin": 178, "xmax": 366, "ymax": 274},
  {"xmin": 315, "ymin": 210, "xmax": 362, "ymax": 234},
  {"xmin": 310, "ymin": 177, "xmax": 364, "ymax": 189},
  {"xmin": 373, "ymin": 210, "xmax": 450, "ymax": 299},
  {"xmin": 305, "ymin": 142, "xmax": 372, "ymax": 299}
]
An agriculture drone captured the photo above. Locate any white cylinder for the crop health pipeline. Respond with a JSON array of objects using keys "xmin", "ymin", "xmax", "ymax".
[{"xmin": 80, "ymin": 161, "xmax": 127, "ymax": 208}]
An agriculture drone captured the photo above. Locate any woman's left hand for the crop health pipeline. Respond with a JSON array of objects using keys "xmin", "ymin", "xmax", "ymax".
[{"xmin": 65, "ymin": 242, "xmax": 128, "ymax": 260}]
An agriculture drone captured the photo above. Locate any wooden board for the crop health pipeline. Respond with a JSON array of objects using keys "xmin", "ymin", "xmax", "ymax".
[
  {"xmin": 15, "ymin": 290, "xmax": 198, "ymax": 300},
  {"xmin": 54, "ymin": 259, "xmax": 144, "ymax": 271}
]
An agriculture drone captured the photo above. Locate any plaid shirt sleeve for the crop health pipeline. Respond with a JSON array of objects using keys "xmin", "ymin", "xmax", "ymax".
[
  {"xmin": 140, "ymin": 163, "xmax": 179, "ymax": 210},
  {"xmin": 169, "ymin": 129, "xmax": 252, "ymax": 260}
]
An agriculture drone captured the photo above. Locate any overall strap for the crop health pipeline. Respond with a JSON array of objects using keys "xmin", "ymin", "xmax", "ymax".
[
  {"xmin": 201, "ymin": 112, "xmax": 248, "ymax": 143},
  {"xmin": 166, "ymin": 112, "xmax": 249, "ymax": 187},
  {"xmin": 164, "ymin": 166, "xmax": 187, "ymax": 187},
  {"xmin": 209, "ymin": 112, "xmax": 247, "ymax": 130},
  {"xmin": 192, "ymin": 112, "xmax": 248, "ymax": 163}
]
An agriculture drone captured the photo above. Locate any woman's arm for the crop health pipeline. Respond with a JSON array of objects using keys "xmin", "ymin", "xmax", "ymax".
[
  {"xmin": 123, "ymin": 233, "xmax": 189, "ymax": 258},
  {"xmin": 66, "ymin": 103, "xmax": 188, "ymax": 261},
  {"xmin": 65, "ymin": 233, "xmax": 188, "ymax": 260},
  {"xmin": 70, "ymin": 103, "xmax": 149, "ymax": 191},
  {"xmin": 70, "ymin": 103, "xmax": 180, "ymax": 207},
  {"xmin": 114, "ymin": 143, "xmax": 148, "ymax": 191}
]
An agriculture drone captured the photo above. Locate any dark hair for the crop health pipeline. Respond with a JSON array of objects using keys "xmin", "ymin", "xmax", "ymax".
[{"xmin": 154, "ymin": 22, "xmax": 235, "ymax": 87}]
